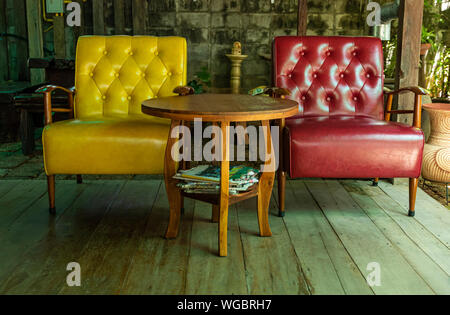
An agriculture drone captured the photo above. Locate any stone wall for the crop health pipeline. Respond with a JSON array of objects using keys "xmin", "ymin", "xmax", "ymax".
[
  {"xmin": 83, "ymin": 0, "xmax": 375, "ymax": 92},
  {"xmin": 144, "ymin": 0, "xmax": 371, "ymax": 91}
]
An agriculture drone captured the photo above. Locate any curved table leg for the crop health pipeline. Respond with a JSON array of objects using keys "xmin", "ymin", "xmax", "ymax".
[
  {"xmin": 219, "ymin": 121, "xmax": 230, "ymax": 257},
  {"xmin": 258, "ymin": 120, "xmax": 273, "ymax": 237},
  {"xmin": 165, "ymin": 119, "xmax": 182, "ymax": 239}
]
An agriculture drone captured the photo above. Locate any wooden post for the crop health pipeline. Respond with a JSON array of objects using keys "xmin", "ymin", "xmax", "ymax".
[
  {"xmin": 0, "ymin": 0, "xmax": 9, "ymax": 81},
  {"xmin": 26, "ymin": 0, "xmax": 45, "ymax": 84},
  {"xmin": 297, "ymin": 0, "xmax": 308, "ymax": 36},
  {"xmin": 93, "ymin": 0, "xmax": 105, "ymax": 35},
  {"xmin": 132, "ymin": 0, "xmax": 147, "ymax": 35},
  {"xmin": 114, "ymin": 0, "xmax": 125, "ymax": 34},
  {"xmin": 6, "ymin": 0, "xmax": 28, "ymax": 81},
  {"xmin": 53, "ymin": 15, "xmax": 66, "ymax": 59},
  {"xmin": 73, "ymin": 0, "xmax": 85, "ymax": 41},
  {"xmin": 395, "ymin": 0, "xmax": 424, "ymax": 126}
]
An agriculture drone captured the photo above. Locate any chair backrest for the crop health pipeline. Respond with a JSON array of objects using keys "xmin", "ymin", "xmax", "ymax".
[
  {"xmin": 273, "ymin": 36, "xmax": 384, "ymax": 120},
  {"xmin": 74, "ymin": 36, "xmax": 187, "ymax": 118}
]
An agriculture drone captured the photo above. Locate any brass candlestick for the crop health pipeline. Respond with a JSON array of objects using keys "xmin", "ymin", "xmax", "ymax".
[{"xmin": 226, "ymin": 42, "xmax": 248, "ymax": 94}]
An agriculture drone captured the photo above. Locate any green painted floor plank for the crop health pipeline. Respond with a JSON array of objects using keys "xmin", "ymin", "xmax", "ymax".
[
  {"xmin": 342, "ymin": 180, "xmax": 450, "ymax": 294},
  {"xmin": 285, "ymin": 180, "xmax": 373, "ymax": 295},
  {"xmin": 305, "ymin": 180, "xmax": 434, "ymax": 295},
  {"xmin": 0, "ymin": 181, "xmax": 124, "ymax": 294},
  {"xmin": 378, "ymin": 180, "xmax": 450, "ymax": 248},
  {"xmin": 185, "ymin": 201, "xmax": 247, "ymax": 295},
  {"xmin": 0, "ymin": 181, "xmax": 86, "ymax": 284},
  {"xmin": 120, "ymin": 185, "xmax": 194, "ymax": 295},
  {"xmin": 60, "ymin": 180, "xmax": 161, "ymax": 294},
  {"xmin": 237, "ymin": 196, "xmax": 310, "ymax": 295}
]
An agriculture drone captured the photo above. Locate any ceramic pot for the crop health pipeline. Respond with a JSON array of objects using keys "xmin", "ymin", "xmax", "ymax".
[
  {"xmin": 422, "ymin": 103, "xmax": 450, "ymax": 183},
  {"xmin": 420, "ymin": 43, "xmax": 432, "ymax": 56}
]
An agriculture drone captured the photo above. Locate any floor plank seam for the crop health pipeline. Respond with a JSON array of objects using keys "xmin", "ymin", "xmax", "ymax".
[
  {"xmin": 341, "ymin": 180, "xmax": 439, "ymax": 294},
  {"xmin": 277, "ymin": 184, "xmax": 313, "ymax": 295},
  {"xmin": 183, "ymin": 197, "xmax": 196, "ymax": 295},
  {"xmin": 291, "ymin": 180, "xmax": 368, "ymax": 294},
  {"xmin": 303, "ymin": 180, "xmax": 376, "ymax": 295},
  {"xmin": 5, "ymin": 189, "xmax": 48, "ymax": 231},
  {"xmin": 119, "ymin": 180, "xmax": 163, "ymax": 294},
  {"xmin": 366, "ymin": 185, "xmax": 450, "ymax": 278},
  {"xmin": 378, "ymin": 183, "xmax": 450, "ymax": 250},
  {"xmin": 235, "ymin": 204, "xmax": 252, "ymax": 295},
  {"xmin": 55, "ymin": 180, "xmax": 128, "ymax": 295}
]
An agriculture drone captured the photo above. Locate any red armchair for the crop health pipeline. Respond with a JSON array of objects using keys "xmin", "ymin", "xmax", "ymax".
[{"xmin": 274, "ymin": 36, "xmax": 426, "ymax": 217}]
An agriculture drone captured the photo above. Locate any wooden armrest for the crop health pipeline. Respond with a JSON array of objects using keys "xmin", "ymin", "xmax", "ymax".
[
  {"xmin": 384, "ymin": 86, "xmax": 426, "ymax": 129},
  {"xmin": 36, "ymin": 85, "xmax": 75, "ymax": 125},
  {"xmin": 36, "ymin": 85, "xmax": 75, "ymax": 95},
  {"xmin": 384, "ymin": 86, "xmax": 428, "ymax": 96},
  {"xmin": 248, "ymin": 86, "xmax": 291, "ymax": 98},
  {"xmin": 173, "ymin": 86, "xmax": 195, "ymax": 96}
]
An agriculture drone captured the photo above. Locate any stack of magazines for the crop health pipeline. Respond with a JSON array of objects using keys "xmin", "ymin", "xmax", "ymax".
[{"xmin": 174, "ymin": 165, "xmax": 260, "ymax": 195}]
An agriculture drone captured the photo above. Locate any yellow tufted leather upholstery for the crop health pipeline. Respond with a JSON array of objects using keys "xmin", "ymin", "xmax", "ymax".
[{"xmin": 43, "ymin": 36, "xmax": 187, "ymax": 175}]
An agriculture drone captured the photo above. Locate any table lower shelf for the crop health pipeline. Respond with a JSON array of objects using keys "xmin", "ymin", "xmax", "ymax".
[{"xmin": 180, "ymin": 184, "xmax": 258, "ymax": 206}]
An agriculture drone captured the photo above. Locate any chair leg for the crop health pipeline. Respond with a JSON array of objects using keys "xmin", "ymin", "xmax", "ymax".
[
  {"xmin": 278, "ymin": 170, "xmax": 286, "ymax": 217},
  {"xmin": 76, "ymin": 175, "xmax": 82, "ymax": 184},
  {"xmin": 372, "ymin": 178, "xmax": 379, "ymax": 186},
  {"xmin": 47, "ymin": 175, "xmax": 56, "ymax": 214},
  {"xmin": 408, "ymin": 178, "xmax": 418, "ymax": 217}
]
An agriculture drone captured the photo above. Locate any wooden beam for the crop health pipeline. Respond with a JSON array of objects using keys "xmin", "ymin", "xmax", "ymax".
[
  {"xmin": 53, "ymin": 15, "xmax": 66, "ymax": 59},
  {"xmin": 297, "ymin": 0, "xmax": 308, "ymax": 36},
  {"xmin": 6, "ymin": 0, "xmax": 28, "ymax": 81},
  {"xmin": 0, "ymin": 0, "xmax": 9, "ymax": 81},
  {"xmin": 73, "ymin": 0, "xmax": 85, "ymax": 40},
  {"xmin": 93, "ymin": 0, "xmax": 105, "ymax": 35},
  {"xmin": 114, "ymin": 0, "xmax": 125, "ymax": 34},
  {"xmin": 395, "ymin": 0, "xmax": 424, "ymax": 125},
  {"xmin": 132, "ymin": 0, "xmax": 147, "ymax": 35},
  {"xmin": 25, "ymin": 0, "xmax": 45, "ymax": 84}
]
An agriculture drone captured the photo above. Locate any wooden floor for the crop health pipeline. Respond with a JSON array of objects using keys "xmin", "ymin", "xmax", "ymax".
[{"xmin": 0, "ymin": 178, "xmax": 448, "ymax": 295}]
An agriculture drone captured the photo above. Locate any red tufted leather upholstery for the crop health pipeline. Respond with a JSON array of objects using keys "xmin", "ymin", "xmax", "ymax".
[
  {"xmin": 274, "ymin": 36, "xmax": 384, "ymax": 119},
  {"xmin": 274, "ymin": 36, "xmax": 424, "ymax": 179},
  {"xmin": 285, "ymin": 116, "xmax": 424, "ymax": 178}
]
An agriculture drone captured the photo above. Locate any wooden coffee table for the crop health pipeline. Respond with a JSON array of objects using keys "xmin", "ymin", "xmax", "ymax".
[{"xmin": 142, "ymin": 94, "xmax": 298, "ymax": 256}]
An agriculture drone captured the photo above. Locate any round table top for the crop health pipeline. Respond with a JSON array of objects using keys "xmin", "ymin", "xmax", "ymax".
[{"xmin": 141, "ymin": 93, "xmax": 299, "ymax": 122}]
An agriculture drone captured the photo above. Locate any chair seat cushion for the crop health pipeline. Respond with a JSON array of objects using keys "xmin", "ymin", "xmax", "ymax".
[
  {"xmin": 285, "ymin": 116, "xmax": 424, "ymax": 178},
  {"xmin": 43, "ymin": 114, "xmax": 170, "ymax": 175}
]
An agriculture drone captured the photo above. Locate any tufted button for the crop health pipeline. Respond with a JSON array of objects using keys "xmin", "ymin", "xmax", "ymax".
[
  {"xmin": 353, "ymin": 96, "xmax": 358, "ymax": 101},
  {"xmin": 288, "ymin": 73, "xmax": 292, "ymax": 78},
  {"xmin": 103, "ymin": 50, "xmax": 108, "ymax": 55},
  {"xmin": 115, "ymin": 72, "xmax": 119, "ymax": 78},
  {"xmin": 168, "ymin": 72, "xmax": 172, "ymax": 77},
  {"xmin": 366, "ymin": 74, "xmax": 371, "ymax": 78},
  {"xmin": 127, "ymin": 96, "xmax": 132, "ymax": 101},
  {"xmin": 301, "ymin": 95, "xmax": 306, "ymax": 101},
  {"xmin": 340, "ymin": 73, "xmax": 345, "ymax": 78},
  {"xmin": 141, "ymin": 73, "xmax": 146, "ymax": 78},
  {"xmin": 301, "ymin": 51, "xmax": 305, "ymax": 56},
  {"xmin": 129, "ymin": 51, "xmax": 134, "ymax": 56},
  {"xmin": 326, "ymin": 97, "xmax": 331, "ymax": 102},
  {"xmin": 154, "ymin": 51, "xmax": 159, "ymax": 56},
  {"xmin": 326, "ymin": 51, "xmax": 331, "ymax": 56},
  {"xmin": 102, "ymin": 95, "xmax": 106, "ymax": 100},
  {"xmin": 353, "ymin": 51, "xmax": 357, "ymax": 56},
  {"xmin": 89, "ymin": 72, "xmax": 94, "ymax": 77},
  {"xmin": 313, "ymin": 73, "xmax": 318, "ymax": 78}
]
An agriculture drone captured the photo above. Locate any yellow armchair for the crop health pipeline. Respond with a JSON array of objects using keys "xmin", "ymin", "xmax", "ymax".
[{"xmin": 38, "ymin": 35, "xmax": 189, "ymax": 213}]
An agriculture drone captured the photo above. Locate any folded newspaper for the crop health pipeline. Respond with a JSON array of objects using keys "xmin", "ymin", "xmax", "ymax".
[{"xmin": 174, "ymin": 165, "xmax": 260, "ymax": 195}]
